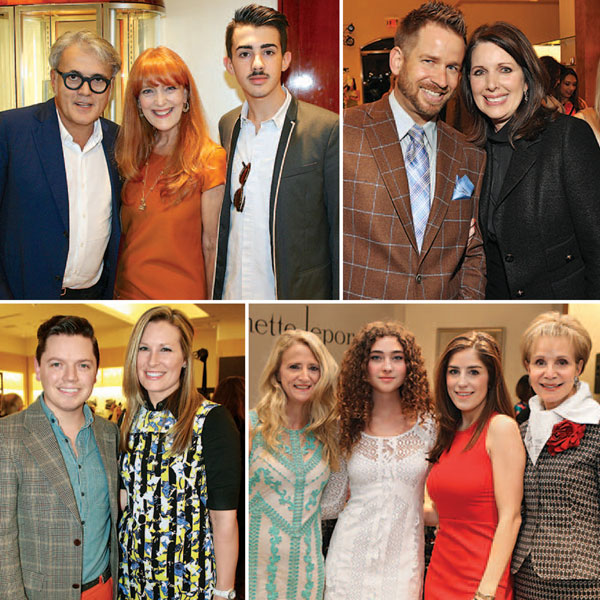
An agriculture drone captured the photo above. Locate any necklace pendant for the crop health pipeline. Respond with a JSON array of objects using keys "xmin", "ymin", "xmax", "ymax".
[{"xmin": 139, "ymin": 198, "xmax": 146, "ymax": 211}]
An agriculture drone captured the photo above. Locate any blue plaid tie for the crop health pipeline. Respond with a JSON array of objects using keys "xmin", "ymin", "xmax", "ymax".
[{"xmin": 405, "ymin": 125, "xmax": 431, "ymax": 252}]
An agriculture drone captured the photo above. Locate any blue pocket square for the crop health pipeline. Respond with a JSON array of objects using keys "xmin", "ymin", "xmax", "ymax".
[{"xmin": 452, "ymin": 174, "xmax": 474, "ymax": 200}]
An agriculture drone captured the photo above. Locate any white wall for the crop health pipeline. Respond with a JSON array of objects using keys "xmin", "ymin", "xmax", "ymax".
[
  {"xmin": 164, "ymin": 0, "xmax": 277, "ymax": 142},
  {"xmin": 248, "ymin": 302, "xmax": 569, "ymax": 408}
]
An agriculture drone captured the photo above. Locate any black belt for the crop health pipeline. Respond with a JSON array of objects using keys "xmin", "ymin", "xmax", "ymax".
[
  {"xmin": 60, "ymin": 268, "xmax": 107, "ymax": 300},
  {"xmin": 81, "ymin": 563, "xmax": 111, "ymax": 592}
]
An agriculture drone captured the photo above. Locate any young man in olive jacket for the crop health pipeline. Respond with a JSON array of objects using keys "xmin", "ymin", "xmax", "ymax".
[{"xmin": 213, "ymin": 4, "xmax": 339, "ymax": 300}]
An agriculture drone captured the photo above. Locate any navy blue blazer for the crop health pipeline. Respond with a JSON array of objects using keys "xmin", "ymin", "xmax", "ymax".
[{"xmin": 0, "ymin": 98, "xmax": 121, "ymax": 299}]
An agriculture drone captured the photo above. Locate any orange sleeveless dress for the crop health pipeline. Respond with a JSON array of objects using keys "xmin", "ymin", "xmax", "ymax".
[{"xmin": 115, "ymin": 144, "xmax": 225, "ymax": 299}]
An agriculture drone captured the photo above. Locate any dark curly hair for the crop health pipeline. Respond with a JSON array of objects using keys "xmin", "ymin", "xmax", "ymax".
[{"xmin": 338, "ymin": 321, "xmax": 432, "ymax": 456}]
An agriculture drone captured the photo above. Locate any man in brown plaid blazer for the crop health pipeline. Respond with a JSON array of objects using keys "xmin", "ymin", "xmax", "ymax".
[
  {"xmin": 0, "ymin": 316, "xmax": 119, "ymax": 600},
  {"xmin": 344, "ymin": 1, "xmax": 486, "ymax": 299}
]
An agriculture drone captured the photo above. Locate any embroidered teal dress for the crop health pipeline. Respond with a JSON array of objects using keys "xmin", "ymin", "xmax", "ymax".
[
  {"xmin": 119, "ymin": 399, "xmax": 240, "ymax": 600},
  {"xmin": 249, "ymin": 410, "xmax": 330, "ymax": 600}
]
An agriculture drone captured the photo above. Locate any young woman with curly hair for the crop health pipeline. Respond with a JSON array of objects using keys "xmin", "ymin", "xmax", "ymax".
[
  {"xmin": 249, "ymin": 329, "xmax": 339, "ymax": 600},
  {"xmin": 322, "ymin": 321, "xmax": 435, "ymax": 600},
  {"xmin": 424, "ymin": 331, "xmax": 525, "ymax": 600}
]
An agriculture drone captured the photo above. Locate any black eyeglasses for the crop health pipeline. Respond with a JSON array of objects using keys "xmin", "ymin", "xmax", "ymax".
[
  {"xmin": 55, "ymin": 69, "xmax": 112, "ymax": 94},
  {"xmin": 234, "ymin": 162, "xmax": 251, "ymax": 212}
]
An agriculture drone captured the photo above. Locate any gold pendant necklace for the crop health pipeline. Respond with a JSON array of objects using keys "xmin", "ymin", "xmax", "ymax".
[{"xmin": 139, "ymin": 159, "xmax": 165, "ymax": 211}]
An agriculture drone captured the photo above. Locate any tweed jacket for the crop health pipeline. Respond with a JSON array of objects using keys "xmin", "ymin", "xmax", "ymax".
[
  {"xmin": 343, "ymin": 94, "xmax": 486, "ymax": 300},
  {"xmin": 480, "ymin": 114, "xmax": 600, "ymax": 299},
  {"xmin": 0, "ymin": 98, "xmax": 121, "ymax": 299},
  {"xmin": 0, "ymin": 398, "xmax": 120, "ymax": 600},
  {"xmin": 213, "ymin": 95, "xmax": 339, "ymax": 299},
  {"xmin": 511, "ymin": 421, "xmax": 600, "ymax": 580}
]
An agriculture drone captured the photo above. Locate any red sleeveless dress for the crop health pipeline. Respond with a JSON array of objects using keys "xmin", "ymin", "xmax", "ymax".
[{"xmin": 425, "ymin": 416, "xmax": 513, "ymax": 599}]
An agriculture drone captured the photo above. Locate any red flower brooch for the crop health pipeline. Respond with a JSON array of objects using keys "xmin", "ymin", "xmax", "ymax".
[{"xmin": 546, "ymin": 419, "xmax": 586, "ymax": 456}]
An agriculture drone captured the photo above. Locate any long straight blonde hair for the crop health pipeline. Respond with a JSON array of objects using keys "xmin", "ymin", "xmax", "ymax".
[
  {"xmin": 120, "ymin": 306, "xmax": 201, "ymax": 455},
  {"xmin": 253, "ymin": 330, "xmax": 339, "ymax": 470}
]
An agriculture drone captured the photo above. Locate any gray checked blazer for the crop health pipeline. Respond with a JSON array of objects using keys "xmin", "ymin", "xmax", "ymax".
[
  {"xmin": 511, "ymin": 422, "xmax": 600, "ymax": 580},
  {"xmin": 0, "ymin": 398, "xmax": 120, "ymax": 600}
]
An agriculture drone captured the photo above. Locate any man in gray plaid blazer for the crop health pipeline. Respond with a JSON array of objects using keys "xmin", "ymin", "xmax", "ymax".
[
  {"xmin": 0, "ymin": 316, "xmax": 119, "ymax": 600},
  {"xmin": 344, "ymin": 1, "xmax": 486, "ymax": 299}
]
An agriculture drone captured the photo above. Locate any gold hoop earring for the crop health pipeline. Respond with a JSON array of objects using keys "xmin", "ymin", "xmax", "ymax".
[{"xmin": 183, "ymin": 100, "xmax": 190, "ymax": 113}]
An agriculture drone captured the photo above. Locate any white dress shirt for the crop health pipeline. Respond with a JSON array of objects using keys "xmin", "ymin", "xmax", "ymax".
[
  {"xmin": 57, "ymin": 111, "xmax": 112, "ymax": 289},
  {"xmin": 222, "ymin": 88, "xmax": 292, "ymax": 300},
  {"xmin": 388, "ymin": 91, "xmax": 437, "ymax": 206}
]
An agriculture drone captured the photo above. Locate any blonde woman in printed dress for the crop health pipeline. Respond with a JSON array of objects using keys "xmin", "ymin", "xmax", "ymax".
[
  {"xmin": 119, "ymin": 306, "xmax": 241, "ymax": 600},
  {"xmin": 249, "ymin": 330, "xmax": 339, "ymax": 600},
  {"xmin": 323, "ymin": 321, "xmax": 435, "ymax": 600}
]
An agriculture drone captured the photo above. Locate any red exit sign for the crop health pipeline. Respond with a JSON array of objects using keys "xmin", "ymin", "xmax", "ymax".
[{"xmin": 386, "ymin": 17, "xmax": 400, "ymax": 29}]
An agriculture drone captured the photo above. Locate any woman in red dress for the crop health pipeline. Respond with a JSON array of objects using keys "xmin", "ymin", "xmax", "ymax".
[{"xmin": 424, "ymin": 331, "xmax": 525, "ymax": 600}]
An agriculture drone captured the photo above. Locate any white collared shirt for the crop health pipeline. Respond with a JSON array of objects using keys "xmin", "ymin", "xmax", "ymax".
[
  {"xmin": 222, "ymin": 87, "xmax": 292, "ymax": 300},
  {"xmin": 57, "ymin": 111, "xmax": 112, "ymax": 289},
  {"xmin": 388, "ymin": 92, "xmax": 437, "ymax": 204}
]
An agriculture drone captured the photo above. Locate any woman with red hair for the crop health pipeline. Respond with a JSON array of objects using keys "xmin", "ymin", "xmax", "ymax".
[{"xmin": 114, "ymin": 46, "xmax": 225, "ymax": 299}]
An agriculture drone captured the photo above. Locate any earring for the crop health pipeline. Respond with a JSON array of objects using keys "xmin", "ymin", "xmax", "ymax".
[
  {"xmin": 183, "ymin": 100, "xmax": 190, "ymax": 113},
  {"xmin": 574, "ymin": 375, "xmax": 580, "ymax": 386},
  {"xmin": 138, "ymin": 104, "xmax": 144, "ymax": 119},
  {"xmin": 523, "ymin": 89, "xmax": 529, "ymax": 103}
]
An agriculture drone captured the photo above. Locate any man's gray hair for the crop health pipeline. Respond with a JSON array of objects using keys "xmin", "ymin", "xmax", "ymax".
[{"xmin": 49, "ymin": 30, "xmax": 122, "ymax": 77}]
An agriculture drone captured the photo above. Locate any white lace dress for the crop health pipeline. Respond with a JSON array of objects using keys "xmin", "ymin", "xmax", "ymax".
[{"xmin": 322, "ymin": 415, "xmax": 436, "ymax": 600}]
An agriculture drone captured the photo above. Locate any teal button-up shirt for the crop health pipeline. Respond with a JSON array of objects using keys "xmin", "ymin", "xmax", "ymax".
[{"xmin": 40, "ymin": 394, "xmax": 111, "ymax": 584}]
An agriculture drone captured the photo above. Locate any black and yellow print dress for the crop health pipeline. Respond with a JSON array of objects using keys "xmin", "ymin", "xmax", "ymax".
[{"xmin": 119, "ymin": 398, "xmax": 240, "ymax": 600}]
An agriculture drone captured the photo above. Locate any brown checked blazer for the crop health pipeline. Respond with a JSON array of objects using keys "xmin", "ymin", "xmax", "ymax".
[
  {"xmin": 343, "ymin": 94, "xmax": 486, "ymax": 299},
  {"xmin": 0, "ymin": 397, "xmax": 119, "ymax": 600}
]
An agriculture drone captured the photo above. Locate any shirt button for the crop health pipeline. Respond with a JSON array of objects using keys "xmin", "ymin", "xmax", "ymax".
[
  {"xmin": 74, "ymin": 539, "xmax": 81, "ymax": 546},
  {"xmin": 416, "ymin": 274, "xmax": 422, "ymax": 284},
  {"xmin": 516, "ymin": 290, "xmax": 525, "ymax": 297},
  {"xmin": 565, "ymin": 254, "xmax": 574, "ymax": 262},
  {"xmin": 504, "ymin": 254, "xmax": 514, "ymax": 263},
  {"xmin": 72, "ymin": 584, "xmax": 80, "ymax": 589}
]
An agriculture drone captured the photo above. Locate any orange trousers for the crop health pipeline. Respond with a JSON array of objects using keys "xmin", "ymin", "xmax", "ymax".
[{"xmin": 80, "ymin": 576, "xmax": 113, "ymax": 600}]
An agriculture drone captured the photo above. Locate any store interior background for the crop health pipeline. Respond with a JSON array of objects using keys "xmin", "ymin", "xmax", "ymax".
[
  {"xmin": 343, "ymin": 0, "xmax": 600, "ymax": 112},
  {"xmin": 248, "ymin": 303, "xmax": 600, "ymax": 409},
  {"xmin": 0, "ymin": 303, "xmax": 245, "ymax": 417}
]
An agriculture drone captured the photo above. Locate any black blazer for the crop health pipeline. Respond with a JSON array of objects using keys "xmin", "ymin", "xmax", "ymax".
[
  {"xmin": 512, "ymin": 423, "xmax": 600, "ymax": 580},
  {"xmin": 480, "ymin": 114, "xmax": 600, "ymax": 299}
]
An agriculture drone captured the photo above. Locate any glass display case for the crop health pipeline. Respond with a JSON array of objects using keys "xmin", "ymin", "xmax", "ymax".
[
  {"xmin": 0, "ymin": 8, "xmax": 16, "ymax": 111},
  {"xmin": 1, "ymin": 1, "xmax": 165, "ymax": 121}
]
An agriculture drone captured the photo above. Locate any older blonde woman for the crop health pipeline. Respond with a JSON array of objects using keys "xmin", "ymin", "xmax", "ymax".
[
  {"xmin": 512, "ymin": 312, "xmax": 600, "ymax": 599},
  {"xmin": 119, "ymin": 306, "xmax": 240, "ymax": 600},
  {"xmin": 249, "ymin": 330, "xmax": 338, "ymax": 600}
]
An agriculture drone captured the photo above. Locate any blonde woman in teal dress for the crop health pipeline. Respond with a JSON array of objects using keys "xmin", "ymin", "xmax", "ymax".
[
  {"xmin": 249, "ymin": 330, "xmax": 339, "ymax": 600},
  {"xmin": 118, "ymin": 306, "xmax": 241, "ymax": 600}
]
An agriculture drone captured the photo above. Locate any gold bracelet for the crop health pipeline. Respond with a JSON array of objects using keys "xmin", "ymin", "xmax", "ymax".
[{"xmin": 474, "ymin": 592, "xmax": 495, "ymax": 600}]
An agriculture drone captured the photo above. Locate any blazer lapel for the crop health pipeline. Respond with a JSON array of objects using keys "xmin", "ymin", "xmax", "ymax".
[
  {"xmin": 92, "ymin": 419, "xmax": 118, "ymax": 524},
  {"xmin": 32, "ymin": 100, "xmax": 69, "ymax": 231},
  {"xmin": 419, "ymin": 122, "xmax": 459, "ymax": 260},
  {"xmin": 364, "ymin": 96, "xmax": 419, "ymax": 251},
  {"xmin": 496, "ymin": 136, "xmax": 541, "ymax": 208},
  {"xmin": 22, "ymin": 398, "xmax": 80, "ymax": 521}
]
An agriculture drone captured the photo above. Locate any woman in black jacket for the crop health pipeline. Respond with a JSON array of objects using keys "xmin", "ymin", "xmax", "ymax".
[{"xmin": 461, "ymin": 22, "xmax": 600, "ymax": 299}]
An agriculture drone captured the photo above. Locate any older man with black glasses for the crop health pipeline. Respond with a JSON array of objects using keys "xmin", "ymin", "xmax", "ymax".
[{"xmin": 0, "ymin": 30, "xmax": 122, "ymax": 299}]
